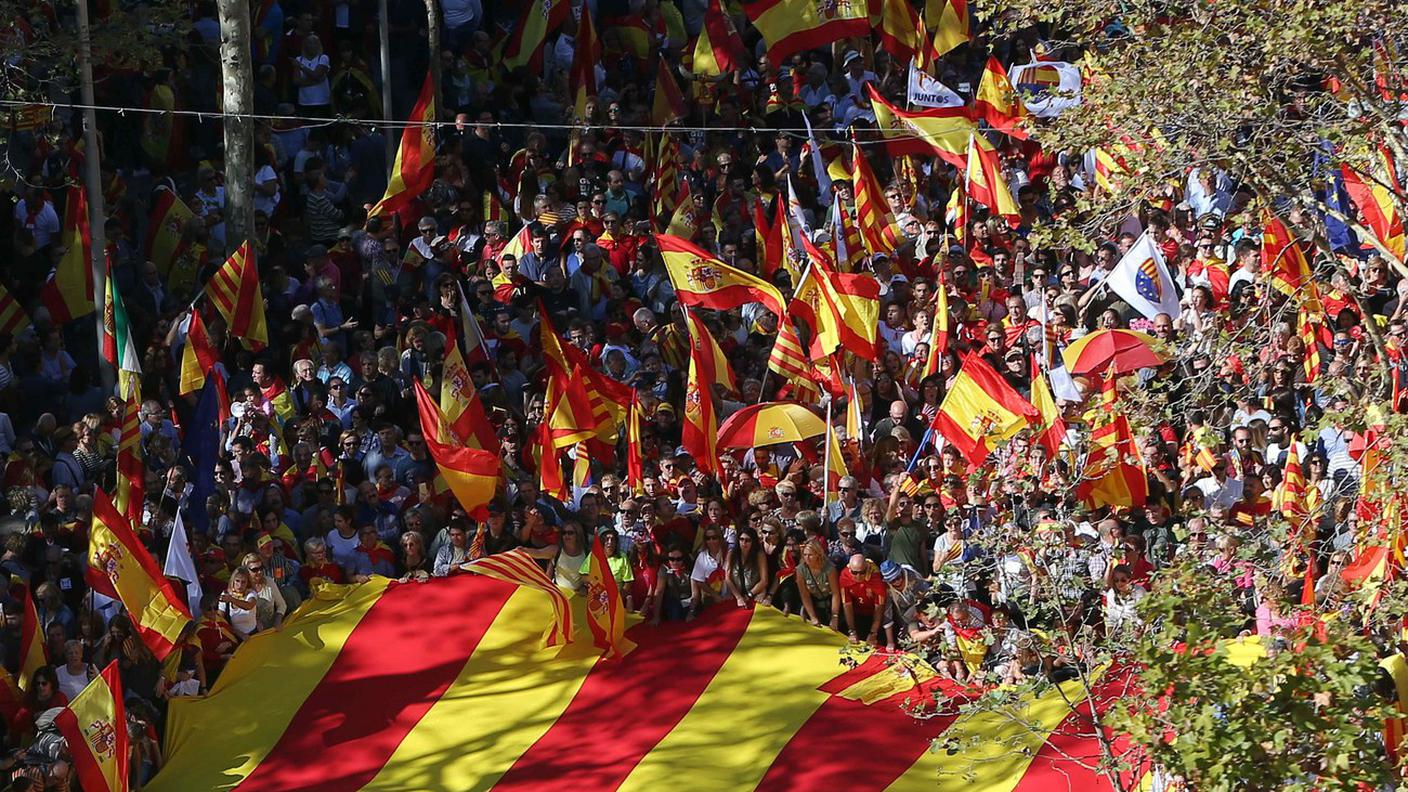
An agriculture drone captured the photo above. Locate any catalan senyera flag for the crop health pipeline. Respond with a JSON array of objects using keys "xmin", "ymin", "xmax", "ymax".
[
  {"xmin": 204, "ymin": 240, "xmax": 268, "ymax": 351},
  {"xmin": 113, "ymin": 395, "xmax": 145, "ymax": 530},
  {"xmin": 768, "ymin": 317, "xmax": 822, "ymax": 401},
  {"xmin": 502, "ymin": 0, "xmax": 570, "ymax": 72},
  {"xmin": 1261, "ymin": 211, "xmax": 1313, "ymax": 299},
  {"xmin": 102, "ymin": 269, "xmax": 143, "ymax": 399},
  {"xmin": 682, "ymin": 312, "xmax": 734, "ymax": 477},
  {"xmin": 569, "ymin": 5, "xmax": 602, "ymax": 117},
  {"xmin": 41, "ymin": 184, "xmax": 96, "ymax": 323},
  {"xmin": 469, "ymin": 549, "xmax": 574, "ymax": 646},
  {"xmin": 692, "ymin": 0, "xmax": 747, "ymax": 78},
  {"xmin": 147, "ymin": 572, "xmax": 1130, "ymax": 792},
  {"xmin": 1341, "ymin": 147, "xmax": 1406, "ymax": 261},
  {"xmin": 650, "ymin": 59, "xmax": 687, "ymax": 126},
  {"xmin": 584, "ymin": 535, "xmax": 629, "ymax": 660},
  {"xmin": 9, "ymin": 577, "xmax": 45, "ymax": 693},
  {"xmin": 370, "ymin": 72, "xmax": 437, "ymax": 219},
  {"xmin": 1280, "ymin": 439, "xmax": 1308, "ymax": 524},
  {"xmin": 649, "ymin": 133, "xmax": 683, "ymax": 225},
  {"xmin": 923, "ymin": 274, "xmax": 950, "ymax": 377},
  {"xmin": 1076, "ymin": 410, "xmax": 1148, "ymax": 509},
  {"xmin": 1029, "ymin": 359, "xmax": 1066, "ymax": 459},
  {"xmin": 925, "ymin": 0, "xmax": 970, "ymax": 55},
  {"xmin": 440, "ymin": 342, "xmax": 496, "ymax": 449},
  {"xmin": 1299, "ymin": 307, "xmax": 1324, "ymax": 383},
  {"xmin": 851, "ymin": 142, "xmax": 905, "ymax": 256},
  {"xmin": 0, "ymin": 281, "xmax": 30, "ymax": 337},
  {"xmin": 657, "ymin": 233, "xmax": 786, "ymax": 317},
  {"xmin": 1090, "ymin": 147, "xmax": 1129, "ymax": 194},
  {"xmin": 88, "ymin": 489, "xmax": 193, "ymax": 660},
  {"xmin": 866, "ymin": 85, "xmax": 980, "ymax": 168},
  {"xmin": 625, "ymin": 395, "xmax": 645, "ymax": 495},
  {"xmin": 413, "ymin": 379, "xmax": 500, "ymax": 519},
  {"xmin": 966, "ymin": 134, "xmax": 1021, "ymax": 227},
  {"xmin": 179, "ymin": 308, "xmax": 220, "ymax": 396},
  {"xmin": 55, "ymin": 661, "xmax": 128, "ymax": 792},
  {"xmin": 146, "ymin": 186, "xmax": 195, "ymax": 278},
  {"xmin": 931, "ymin": 352, "xmax": 1039, "ymax": 466},
  {"xmin": 743, "ymin": 0, "xmax": 869, "ymax": 65},
  {"xmin": 974, "ymin": 56, "xmax": 1030, "ymax": 140}
]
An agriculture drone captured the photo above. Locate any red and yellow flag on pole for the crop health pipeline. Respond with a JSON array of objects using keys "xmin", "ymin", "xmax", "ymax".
[
  {"xmin": 0, "ymin": 281, "xmax": 30, "ymax": 337},
  {"xmin": 413, "ymin": 380, "xmax": 500, "ymax": 519},
  {"xmin": 866, "ymin": 85, "xmax": 980, "ymax": 167},
  {"xmin": 794, "ymin": 236, "xmax": 881, "ymax": 360},
  {"xmin": 440, "ymin": 342, "xmax": 497, "ymax": 449},
  {"xmin": 923, "ymin": 273, "xmax": 950, "ymax": 376},
  {"xmin": 113, "ymin": 395, "xmax": 145, "ymax": 530},
  {"xmin": 1279, "ymin": 440, "xmax": 1308, "ymax": 523},
  {"xmin": 926, "ymin": 0, "xmax": 970, "ymax": 56},
  {"xmin": 974, "ymin": 56, "xmax": 1031, "ymax": 140},
  {"xmin": 931, "ymin": 352, "xmax": 1039, "ymax": 465},
  {"xmin": 1028, "ymin": 358, "xmax": 1067, "ymax": 458},
  {"xmin": 41, "ymin": 184, "xmax": 96, "ymax": 323},
  {"xmin": 691, "ymin": 0, "xmax": 747, "ymax": 78},
  {"xmin": 88, "ymin": 490, "xmax": 193, "ymax": 660},
  {"xmin": 9, "ymin": 577, "xmax": 46, "ymax": 692},
  {"xmin": 370, "ymin": 71, "xmax": 437, "ymax": 219},
  {"xmin": 656, "ymin": 233, "xmax": 786, "ymax": 316},
  {"xmin": 1298, "ymin": 307, "xmax": 1325, "ymax": 383},
  {"xmin": 55, "ymin": 661, "xmax": 128, "ymax": 792},
  {"xmin": 568, "ymin": 5, "xmax": 602, "ymax": 116},
  {"xmin": 743, "ymin": 0, "xmax": 869, "ymax": 64},
  {"xmin": 1261, "ymin": 211, "xmax": 1314, "ymax": 299},
  {"xmin": 650, "ymin": 59, "xmax": 687, "ymax": 126},
  {"xmin": 1077, "ymin": 410, "xmax": 1148, "ymax": 509},
  {"xmin": 1340, "ymin": 147, "xmax": 1406, "ymax": 261},
  {"xmin": 682, "ymin": 312, "xmax": 734, "ymax": 478},
  {"xmin": 625, "ymin": 395, "xmax": 645, "ymax": 495},
  {"xmin": 204, "ymin": 240, "xmax": 268, "ymax": 351},
  {"xmin": 871, "ymin": 0, "xmax": 937, "ymax": 66},
  {"xmin": 851, "ymin": 141, "xmax": 905, "ymax": 256},
  {"xmin": 501, "ymin": 0, "xmax": 570, "ymax": 73},
  {"xmin": 584, "ymin": 536, "xmax": 629, "ymax": 660},
  {"xmin": 966, "ymin": 134, "xmax": 1021, "ymax": 227},
  {"xmin": 178, "ymin": 309, "xmax": 220, "ymax": 396},
  {"xmin": 767, "ymin": 317, "xmax": 822, "ymax": 401}
]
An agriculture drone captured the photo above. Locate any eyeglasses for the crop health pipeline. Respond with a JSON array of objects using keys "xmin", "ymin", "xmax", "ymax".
[
  {"xmin": 248, "ymin": 565, "xmax": 264, "ymax": 572},
  {"xmin": 839, "ymin": 531, "xmax": 855, "ymax": 537},
  {"xmin": 759, "ymin": 529, "xmax": 775, "ymax": 536},
  {"xmin": 591, "ymin": 198, "xmax": 605, "ymax": 204},
  {"xmin": 668, "ymin": 556, "xmax": 686, "ymax": 562}
]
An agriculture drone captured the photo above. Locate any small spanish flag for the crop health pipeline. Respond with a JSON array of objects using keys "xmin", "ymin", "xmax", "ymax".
[
  {"xmin": 178, "ymin": 308, "xmax": 220, "ymax": 395},
  {"xmin": 9, "ymin": 577, "xmax": 45, "ymax": 692},
  {"xmin": 413, "ymin": 380, "xmax": 500, "ymax": 519},
  {"xmin": 584, "ymin": 536, "xmax": 629, "ymax": 660},
  {"xmin": 369, "ymin": 71, "xmax": 437, "ymax": 219},
  {"xmin": 656, "ymin": 233, "xmax": 786, "ymax": 317},
  {"xmin": 931, "ymin": 352, "xmax": 1039, "ymax": 465},
  {"xmin": 89, "ymin": 490, "xmax": 194, "ymax": 660},
  {"xmin": 55, "ymin": 661, "xmax": 128, "ymax": 792},
  {"xmin": 926, "ymin": 0, "xmax": 970, "ymax": 56},
  {"xmin": 973, "ymin": 56, "xmax": 1030, "ymax": 140}
]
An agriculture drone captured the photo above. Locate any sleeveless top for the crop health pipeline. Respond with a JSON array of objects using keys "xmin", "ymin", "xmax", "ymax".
[{"xmin": 799, "ymin": 561, "xmax": 835, "ymax": 599}]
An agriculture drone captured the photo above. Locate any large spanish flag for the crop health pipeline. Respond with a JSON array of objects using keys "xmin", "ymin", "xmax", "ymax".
[
  {"xmin": 147, "ymin": 573, "xmax": 1136, "ymax": 791},
  {"xmin": 205, "ymin": 241, "xmax": 268, "ymax": 351},
  {"xmin": 657, "ymin": 233, "xmax": 786, "ymax": 316},
  {"xmin": 691, "ymin": 0, "xmax": 747, "ymax": 78},
  {"xmin": 88, "ymin": 489, "xmax": 194, "ymax": 660},
  {"xmin": 743, "ymin": 0, "xmax": 869, "ymax": 65},
  {"xmin": 413, "ymin": 379, "xmax": 500, "ymax": 519},
  {"xmin": 370, "ymin": 72, "xmax": 437, "ymax": 219},
  {"xmin": 932, "ymin": 352, "xmax": 1039, "ymax": 465},
  {"xmin": 55, "ymin": 661, "xmax": 128, "ymax": 792},
  {"xmin": 146, "ymin": 185, "xmax": 195, "ymax": 277},
  {"xmin": 501, "ymin": 0, "xmax": 570, "ymax": 73},
  {"xmin": 9, "ymin": 577, "xmax": 46, "ymax": 692},
  {"xmin": 794, "ymin": 236, "xmax": 881, "ymax": 360},
  {"xmin": 41, "ymin": 184, "xmax": 96, "ymax": 323}
]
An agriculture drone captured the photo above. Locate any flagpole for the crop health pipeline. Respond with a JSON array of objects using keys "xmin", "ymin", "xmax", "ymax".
[{"xmin": 822, "ymin": 398, "xmax": 833, "ymax": 513}]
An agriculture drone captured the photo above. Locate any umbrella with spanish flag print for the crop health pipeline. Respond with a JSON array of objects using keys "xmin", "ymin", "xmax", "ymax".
[
  {"xmin": 717, "ymin": 402, "xmax": 828, "ymax": 449},
  {"xmin": 1060, "ymin": 328, "xmax": 1168, "ymax": 375}
]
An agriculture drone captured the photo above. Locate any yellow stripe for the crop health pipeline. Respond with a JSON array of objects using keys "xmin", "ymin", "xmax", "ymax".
[
  {"xmin": 616, "ymin": 608, "xmax": 840, "ymax": 791},
  {"xmin": 149, "ymin": 579, "xmax": 390, "ymax": 791},
  {"xmin": 361, "ymin": 591, "xmax": 602, "ymax": 790},
  {"xmin": 887, "ymin": 674, "xmax": 1096, "ymax": 792}
]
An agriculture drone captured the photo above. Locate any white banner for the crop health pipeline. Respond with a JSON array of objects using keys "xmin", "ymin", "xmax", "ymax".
[
  {"xmin": 1009, "ymin": 61, "xmax": 1083, "ymax": 118},
  {"xmin": 907, "ymin": 61, "xmax": 965, "ymax": 109}
]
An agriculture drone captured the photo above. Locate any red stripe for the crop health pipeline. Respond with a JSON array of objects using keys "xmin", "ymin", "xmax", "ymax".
[
  {"xmin": 757, "ymin": 18, "xmax": 870, "ymax": 63},
  {"xmin": 1009, "ymin": 667, "xmax": 1137, "ymax": 792},
  {"xmin": 493, "ymin": 604, "xmax": 754, "ymax": 791},
  {"xmin": 236, "ymin": 575, "xmax": 518, "ymax": 791},
  {"xmin": 756, "ymin": 689, "xmax": 958, "ymax": 792}
]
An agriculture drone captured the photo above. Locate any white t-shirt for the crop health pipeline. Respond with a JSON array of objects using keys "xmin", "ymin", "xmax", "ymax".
[
  {"xmin": 690, "ymin": 549, "xmax": 724, "ymax": 585},
  {"xmin": 296, "ymin": 54, "xmax": 332, "ymax": 106},
  {"xmin": 325, "ymin": 529, "xmax": 360, "ymax": 569},
  {"xmin": 254, "ymin": 165, "xmax": 281, "ymax": 218},
  {"xmin": 56, "ymin": 663, "xmax": 94, "ymax": 701}
]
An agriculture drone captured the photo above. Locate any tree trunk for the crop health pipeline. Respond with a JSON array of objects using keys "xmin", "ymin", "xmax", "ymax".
[
  {"xmin": 424, "ymin": 0, "xmax": 441, "ymax": 109},
  {"xmin": 217, "ymin": 0, "xmax": 255, "ymax": 252}
]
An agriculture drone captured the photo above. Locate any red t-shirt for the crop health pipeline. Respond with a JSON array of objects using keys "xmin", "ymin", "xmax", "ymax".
[{"xmin": 839, "ymin": 567, "xmax": 887, "ymax": 613}]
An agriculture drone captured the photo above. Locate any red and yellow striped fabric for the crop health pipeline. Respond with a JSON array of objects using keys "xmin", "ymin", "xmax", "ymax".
[
  {"xmin": 56, "ymin": 661, "xmax": 128, "ymax": 792},
  {"xmin": 657, "ymin": 233, "xmax": 786, "ymax": 317},
  {"xmin": 413, "ymin": 380, "xmax": 500, "ymax": 519},
  {"xmin": 41, "ymin": 184, "xmax": 96, "ymax": 324},
  {"xmin": 743, "ymin": 0, "xmax": 869, "ymax": 65},
  {"xmin": 205, "ymin": 240, "xmax": 268, "ymax": 350},
  {"xmin": 926, "ymin": 0, "xmax": 970, "ymax": 55},
  {"xmin": 867, "ymin": 86, "xmax": 981, "ymax": 168},
  {"xmin": 650, "ymin": 59, "xmax": 686, "ymax": 126},
  {"xmin": 1341, "ymin": 147, "xmax": 1406, "ymax": 261},
  {"xmin": 1260, "ymin": 211, "xmax": 1313, "ymax": 300},
  {"xmin": 146, "ymin": 186, "xmax": 195, "ymax": 278},
  {"xmin": 767, "ymin": 317, "xmax": 821, "ymax": 400},
  {"xmin": 851, "ymin": 141, "xmax": 904, "ymax": 256},
  {"xmin": 113, "ymin": 394, "xmax": 145, "ymax": 530},
  {"xmin": 0, "ymin": 281, "xmax": 31, "ymax": 337},
  {"xmin": 148, "ymin": 573, "xmax": 1126, "ymax": 791},
  {"xmin": 974, "ymin": 56, "xmax": 1030, "ymax": 140},
  {"xmin": 10, "ymin": 577, "xmax": 46, "ymax": 692}
]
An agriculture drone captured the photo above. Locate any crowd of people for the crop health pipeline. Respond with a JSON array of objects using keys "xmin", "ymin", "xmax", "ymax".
[{"xmin": 0, "ymin": 0, "xmax": 1405, "ymax": 787}]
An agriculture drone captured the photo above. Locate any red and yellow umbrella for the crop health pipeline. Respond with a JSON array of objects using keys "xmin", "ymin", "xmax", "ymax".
[
  {"xmin": 1061, "ymin": 328, "xmax": 1167, "ymax": 375},
  {"xmin": 717, "ymin": 402, "xmax": 827, "ymax": 448}
]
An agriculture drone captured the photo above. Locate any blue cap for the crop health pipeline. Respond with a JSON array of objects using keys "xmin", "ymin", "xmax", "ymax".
[{"xmin": 879, "ymin": 561, "xmax": 901, "ymax": 582}]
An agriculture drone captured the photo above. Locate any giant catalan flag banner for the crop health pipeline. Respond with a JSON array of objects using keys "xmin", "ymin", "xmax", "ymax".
[{"xmin": 149, "ymin": 574, "xmax": 1136, "ymax": 791}]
